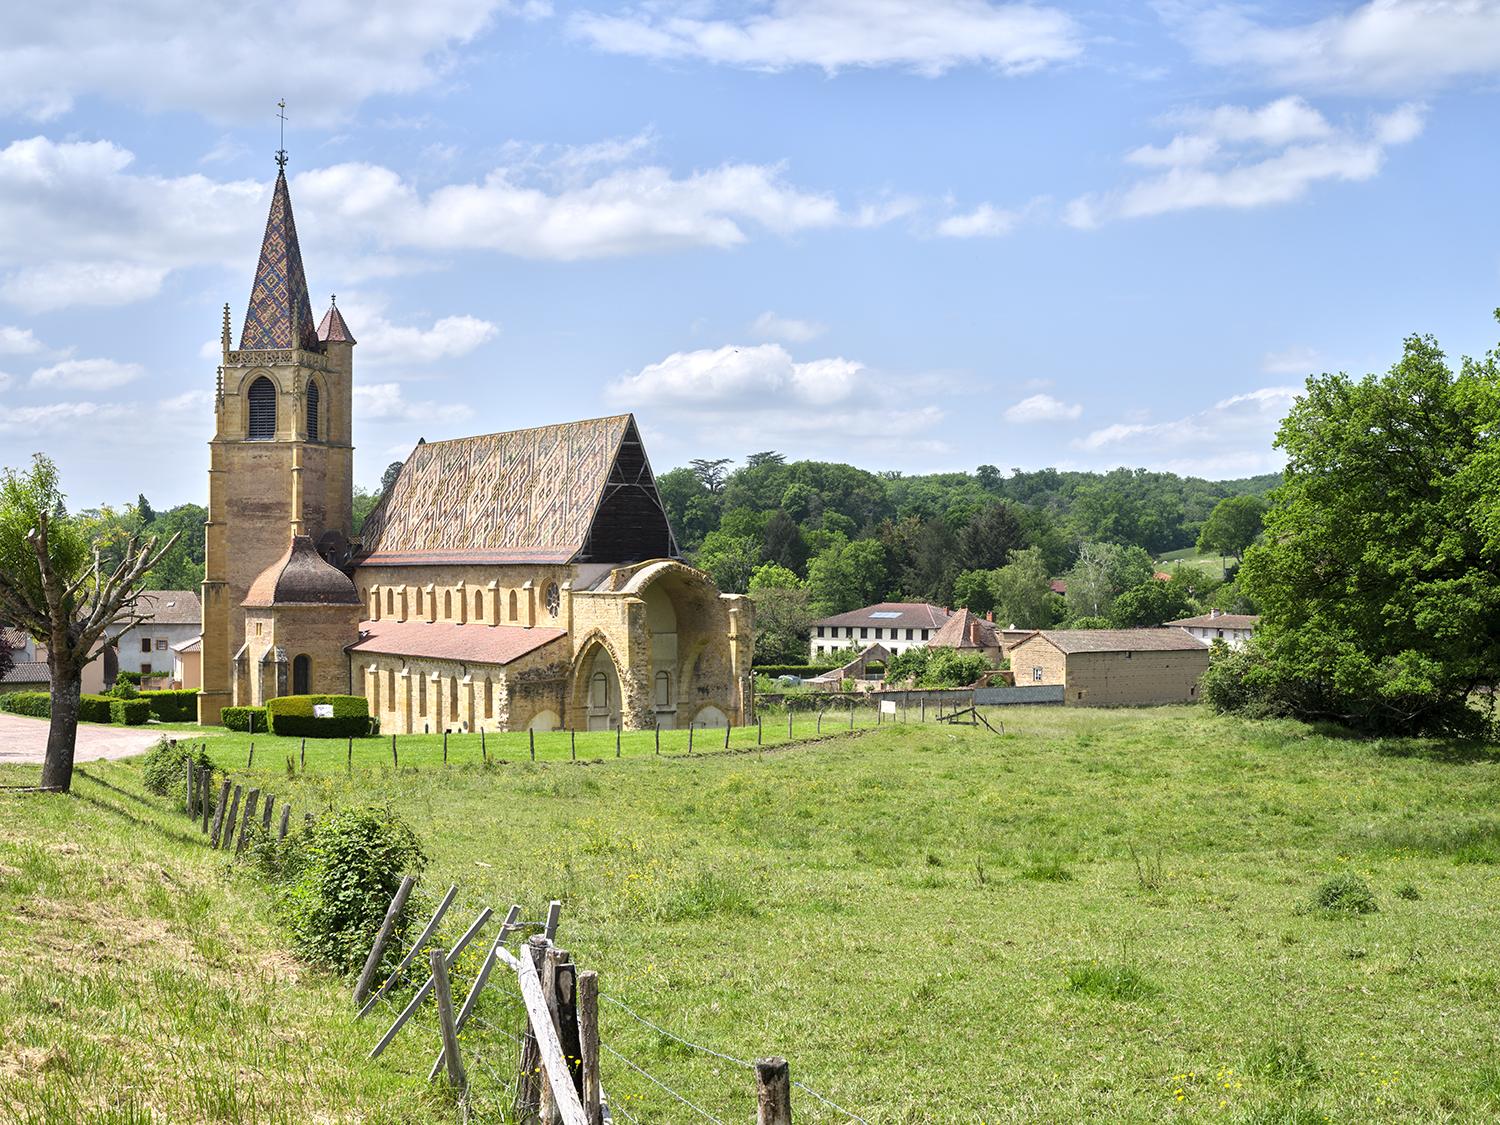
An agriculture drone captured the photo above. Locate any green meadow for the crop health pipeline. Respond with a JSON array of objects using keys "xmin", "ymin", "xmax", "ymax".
[{"xmin": 5, "ymin": 706, "xmax": 1500, "ymax": 1122}]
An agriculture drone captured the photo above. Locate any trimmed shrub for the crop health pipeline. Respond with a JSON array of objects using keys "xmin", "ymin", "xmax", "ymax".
[
  {"xmin": 79, "ymin": 695, "xmax": 113, "ymax": 723},
  {"xmin": 110, "ymin": 698, "xmax": 151, "ymax": 726},
  {"xmin": 140, "ymin": 688, "xmax": 198, "ymax": 722},
  {"xmin": 751, "ymin": 664, "xmax": 826, "ymax": 679},
  {"xmin": 222, "ymin": 706, "xmax": 268, "ymax": 733},
  {"xmin": 107, "ymin": 678, "xmax": 140, "ymax": 700},
  {"xmin": 142, "ymin": 738, "xmax": 212, "ymax": 797},
  {"xmin": 277, "ymin": 806, "xmax": 427, "ymax": 973},
  {"xmin": 267, "ymin": 694, "xmax": 374, "ymax": 739},
  {"xmin": 0, "ymin": 691, "xmax": 51, "ymax": 718}
]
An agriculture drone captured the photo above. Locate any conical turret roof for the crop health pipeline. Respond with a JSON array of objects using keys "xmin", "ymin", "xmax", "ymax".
[
  {"xmin": 316, "ymin": 298, "xmax": 356, "ymax": 344},
  {"xmin": 240, "ymin": 169, "xmax": 318, "ymax": 351},
  {"xmin": 243, "ymin": 536, "xmax": 361, "ymax": 608}
]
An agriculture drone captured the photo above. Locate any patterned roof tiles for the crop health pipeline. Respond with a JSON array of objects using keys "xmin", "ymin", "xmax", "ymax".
[
  {"xmin": 316, "ymin": 300, "xmax": 356, "ymax": 344},
  {"xmin": 241, "ymin": 170, "xmax": 319, "ymax": 351}
]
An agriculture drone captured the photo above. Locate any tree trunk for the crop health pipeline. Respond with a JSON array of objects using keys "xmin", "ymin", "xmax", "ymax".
[{"xmin": 41, "ymin": 664, "xmax": 82, "ymax": 792}]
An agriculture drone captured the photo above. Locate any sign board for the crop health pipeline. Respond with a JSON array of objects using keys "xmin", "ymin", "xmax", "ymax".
[
  {"xmin": 879, "ymin": 699, "xmax": 897, "ymax": 714},
  {"xmin": 313, "ymin": 704, "xmax": 334, "ymax": 719}
]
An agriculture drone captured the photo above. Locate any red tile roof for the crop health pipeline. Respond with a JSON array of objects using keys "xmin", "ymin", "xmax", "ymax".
[
  {"xmin": 316, "ymin": 300, "xmax": 356, "ymax": 344},
  {"xmin": 811, "ymin": 602, "xmax": 950, "ymax": 629},
  {"xmin": 928, "ymin": 608, "xmax": 1000, "ymax": 651},
  {"xmin": 349, "ymin": 619, "xmax": 566, "ymax": 666},
  {"xmin": 1018, "ymin": 628, "xmax": 1209, "ymax": 654},
  {"xmin": 135, "ymin": 590, "xmax": 202, "ymax": 624},
  {"xmin": 1167, "ymin": 613, "xmax": 1261, "ymax": 630}
]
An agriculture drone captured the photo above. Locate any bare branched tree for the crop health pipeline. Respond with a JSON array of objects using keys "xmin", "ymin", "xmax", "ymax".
[{"xmin": 0, "ymin": 455, "xmax": 179, "ymax": 792}]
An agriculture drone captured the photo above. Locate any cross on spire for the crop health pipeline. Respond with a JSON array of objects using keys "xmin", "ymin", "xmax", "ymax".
[{"xmin": 275, "ymin": 98, "xmax": 288, "ymax": 170}]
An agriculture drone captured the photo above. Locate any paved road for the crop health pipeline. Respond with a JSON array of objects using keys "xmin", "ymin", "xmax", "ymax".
[{"xmin": 0, "ymin": 712, "xmax": 164, "ymax": 765}]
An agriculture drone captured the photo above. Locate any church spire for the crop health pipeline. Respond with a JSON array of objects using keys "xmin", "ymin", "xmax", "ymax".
[{"xmin": 240, "ymin": 158, "xmax": 318, "ymax": 352}]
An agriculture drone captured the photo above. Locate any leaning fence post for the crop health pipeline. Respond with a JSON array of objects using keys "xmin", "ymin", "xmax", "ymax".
[
  {"xmin": 236, "ymin": 788, "xmax": 260, "ymax": 854},
  {"xmin": 200, "ymin": 768, "xmax": 212, "ymax": 834},
  {"xmin": 185, "ymin": 757, "xmax": 195, "ymax": 816},
  {"xmin": 578, "ymin": 969, "xmax": 602, "ymax": 1125},
  {"xmin": 756, "ymin": 1056, "xmax": 793, "ymax": 1125},
  {"xmin": 429, "ymin": 946, "xmax": 467, "ymax": 1095},
  {"xmin": 354, "ymin": 874, "xmax": 416, "ymax": 1006},
  {"xmin": 209, "ymin": 779, "xmax": 231, "ymax": 847},
  {"xmin": 261, "ymin": 793, "xmax": 275, "ymax": 835},
  {"xmin": 247, "ymin": 742, "xmax": 254, "ymax": 768},
  {"xmin": 516, "ymin": 934, "xmax": 548, "ymax": 1117},
  {"xmin": 221, "ymin": 785, "xmax": 242, "ymax": 851},
  {"xmin": 278, "ymin": 802, "xmax": 291, "ymax": 841}
]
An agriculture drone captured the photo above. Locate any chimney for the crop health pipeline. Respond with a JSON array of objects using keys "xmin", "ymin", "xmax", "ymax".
[
  {"xmin": 985, "ymin": 611, "xmax": 994, "ymax": 622},
  {"xmin": 1210, "ymin": 608, "xmax": 1222, "ymax": 619}
]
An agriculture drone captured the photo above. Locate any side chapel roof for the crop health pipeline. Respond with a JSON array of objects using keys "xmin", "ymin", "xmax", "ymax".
[
  {"xmin": 244, "ymin": 536, "xmax": 362, "ymax": 608},
  {"xmin": 358, "ymin": 414, "xmax": 679, "ymax": 566}
]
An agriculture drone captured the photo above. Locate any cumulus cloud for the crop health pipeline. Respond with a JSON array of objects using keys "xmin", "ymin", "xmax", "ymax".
[
  {"xmin": 571, "ymin": 0, "xmax": 1082, "ymax": 76},
  {"xmin": 1004, "ymin": 392, "xmax": 1081, "ymax": 422},
  {"xmin": 1073, "ymin": 386, "xmax": 1298, "ymax": 477},
  {"xmin": 0, "ymin": 0, "xmax": 547, "ymax": 124},
  {"xmin": 0, "ymin": 326, "xmax": 43, "ymax": 355},
  {"xmin": 936, "ymin": 203, "xmax": 1020, "ymax": 238},
  {"xmin": 329, "ymin": 295, "xmax": 499, "ymax": 367},
  {"xmin": 751, "ymin": 311, "xmax": 826, "ymax": 343},
  {"xmin": 0, "ymin": 401, "xmax": 101, "ymax": 430},
  {"xmin": 1067, "ymin": 97, "xmax": 1425, "ymax": 227},
  {"xmin": 1177, "ymin": 0, "xmax": 1500, "ymax": 95},
  {"xmin": 0, "ymin": 371, "xmax": 12, "ymax": 392},
  {"xmin": 355, "ymin": 382, "xmax": 475, "ymax": 426},
  {"xmin": 31, "ymin": 358, "xmax": 143, "ymax": 390}
]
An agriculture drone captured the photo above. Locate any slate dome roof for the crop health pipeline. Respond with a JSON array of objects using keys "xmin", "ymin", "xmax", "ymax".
[{"xmin": 244, "ymin": 535, "xmax": 361, "ymax": 608}]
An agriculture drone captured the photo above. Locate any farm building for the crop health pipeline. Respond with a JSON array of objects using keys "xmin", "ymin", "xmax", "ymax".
[{"xmin": 1007, "ymin": 628, "xmax": 1209, "ymax": 706}]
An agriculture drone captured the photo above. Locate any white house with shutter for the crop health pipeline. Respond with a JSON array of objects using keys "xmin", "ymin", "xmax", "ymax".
[
  {"xmin": 807, "ymin": 602, "xmax": 951, "ymax": 660},
  {"xmin": 107, "ymin": 591, "xmax": 202, "ymax": 678},
  {"xmin": 1166, "ymin": 610, "xmax": 1260, "ymax": 649}
]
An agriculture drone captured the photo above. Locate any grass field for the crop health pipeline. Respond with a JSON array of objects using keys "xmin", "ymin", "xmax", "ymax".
[
  {"xmin": 6, "ymin": 707, "xmax": 1500, "ymax": 1122},
  {"xmin": 1156, "ymin": 547, "xmax": 1234, "ymax": 581}
]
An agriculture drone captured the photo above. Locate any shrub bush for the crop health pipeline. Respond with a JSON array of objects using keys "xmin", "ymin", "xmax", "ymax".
[
  {"xmin": 277, "ymin": 806, "xmax": 427, "ymax": 973},
  {"xmin": 0, "ymin": 691, "xmax": 51, "ymax": 718},
  {"xmin": 142, "ymin": 738, "xmax": 212, "ymax": 797},
  {"xmin": 79, "ymin": 694, "xmax": 113, "ymax": 723},
  {"xmin": 113, "ymin": 670, "xmax": 143, "ymax": 686},
  {"xmin": 107, "ymin": 678, "xmax": 140, "ymax": 699},
  {"xmin": 110, "ymin": 697, "xmax": 152, "ymax": 726},
  {"xmin": 222, "ymin": 706, "xmax": 268, "ymax": 733},
  {"xmin": 751, "ymin": 664, "xmax": 826, "ymax": 679},
  {"xmin": 267, "ymin": 694, "xmax": 374, "ymax": 738},
  {"xmin": 140, "ymin": 688, "xmax": 198, "ymax": 722},
  {"xmin": 1312, "ymin": 873, "xmax": 1378, "ymax": 915}
]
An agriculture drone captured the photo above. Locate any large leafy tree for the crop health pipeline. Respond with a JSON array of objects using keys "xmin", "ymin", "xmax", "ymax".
[
  {"xmin": 1064, "ymin": 541, "xmax": 1154, "ymax": 621},
  {"xmin": 1226, "ymin": 330, "xmax": 1500, "ymax": 735},
  {"xmin": 0, "ymin": 456, "xmax": 177, "ymax": 791},
  {"xmin": 806, "ymin": 538, "xmax": 887, "ymax": 615},
  {"xmin": 1197, "ymin": 494, "xmax": 1266, "ymax": 576},
  {"xmin": 990, "ymin": 547, "xmax": 1063, "ymax": 629}
]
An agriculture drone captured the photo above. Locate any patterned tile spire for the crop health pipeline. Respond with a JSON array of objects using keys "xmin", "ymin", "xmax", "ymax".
[{"xmin": 240, "ymin": 168, "xmax": 318, "ymax": 351}]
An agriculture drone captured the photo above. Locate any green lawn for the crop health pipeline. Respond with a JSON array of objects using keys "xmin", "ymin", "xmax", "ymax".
[
  {"xmin": 1157, "ymin": 546, "xmax": 1235, "ymax": 580},
  {"xmin": 6, "ymin": 707, "xmax": 1500, "ymax": 1122}
]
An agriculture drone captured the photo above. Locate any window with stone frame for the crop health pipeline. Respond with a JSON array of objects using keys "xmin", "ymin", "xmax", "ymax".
[{"xmin": 545, "ymin": 582, "xmax": 560, "ymax": 617}]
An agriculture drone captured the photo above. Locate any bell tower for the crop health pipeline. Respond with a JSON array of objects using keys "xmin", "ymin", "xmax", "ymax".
[{"xmin": 198, "ymin": 157, "xmax": 356, "ymax": 725}]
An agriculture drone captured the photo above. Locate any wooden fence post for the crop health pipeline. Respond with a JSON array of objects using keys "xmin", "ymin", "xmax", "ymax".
[
  {"xmin": 247, "ymin": 742, "xmax": 254, "ymax": 768},
  {"xmin": 788, "ymin": 709, "xmax": 793, "ymax": 739},
  {"xmin": 615, "ymin": 724, "xmax": 621, "ymax": 757},
  {"xmin": 570, "ymin": 729, "xmax": 576, "ymax": 760},
  {"xmin": 235, "ymin": 788, "xmax": 260, "ymax": 854},
  {"xmin": 185, "ymin": 758, "xmax": 195, "ymax": 816},
  {"xmin": 577, "ymin": 969, "xmax": 601, "ymax": 1125},
  {"xmin": 724, "ymin": 722, "xmax": 730, "ymax": 750},
  {"xmin": 849, "ymin": 702, "xmax": 854, "ymax": 730},
  {"xmin": 209, "ymin": 779, "xmax": 231, "ymax": 847},
  {"xmin": 430, "ymin": 946, "xmax": 467, "ymax": 1095},
  {"xmin": 755, "ymin": 1056, "xmax": 792, "ymax": 1125},
  {"xmin": 481, "ymin": 728, "xmax": 487, "ymax": 763},
  {"xmin": 299, "ymin": 738, "xmax": 306, "ymax": 771},
  {"xmin": 688, "ymin": 724, "xmax": 694, "ymax": 754},
  {"xmin": 347, "ymin": 737, "xmax": 353, "ymax": 772},
  {"xmin": 757, "ymin": 715, "xmax": 763, "ymax": 745},
  {"xmin": 278, "ymin": 802, "xmax": 291, "ymax": 842},
  {"xmin": 516, "ymin": 934, "xmax": 548, "ymax": 1117},
  {"xmin": 530, "ymin": 729, "xmax": 536, "ymax": 761},
  {"xmin": 655, "ymin": 723, "xmax": 660, "ymax": 755},
  {"xmin": 443, "ymin": 730, "xmax": 448, "ymax": 764},
  {"xmin": 816, "ymin": 708, "xmax": 822, "ymax": 734},
  {"xmin": 200, "ymin": 768, "xmax": 212, "ymax": 834},
  {"xmin": 221, "ymin": 786, "xmax": 242, "ymax": 851},
  {"xmin": 391, "ymin": 733, "xmax": 398, "ymax": 770},
  {"xmin": 261, "ymin": 793, "xmax": 275, "ymax": 835},
  {"xmin": 354, "ymin": 874, "xmax": 416, "ymax": 1006}
]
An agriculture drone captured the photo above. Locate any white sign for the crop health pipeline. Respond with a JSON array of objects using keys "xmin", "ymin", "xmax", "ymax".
[
  {"xmin": 313, "ymin": 704, "xmax": 334, "ymax": 719},
  {"xmin": 880, "ymin": 699, "xmax": 897, "ymax": 714}
]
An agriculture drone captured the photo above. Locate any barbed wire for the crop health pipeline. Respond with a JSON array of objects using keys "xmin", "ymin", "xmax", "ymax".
[
  {"xmin": 792, "ymin": 1080, "xmax": 872, "ymax": 1125},
  {"xmin": 601, "ymin": 994, "xmax": 753, "ymax": 1069},
  {"xmin": 601, "ymin": 1042, "xmax": 725, "ymax": 1125}
]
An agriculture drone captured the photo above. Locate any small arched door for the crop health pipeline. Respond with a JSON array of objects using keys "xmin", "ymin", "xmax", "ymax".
[{"xmin": 292, "ymin": 654, "xmax": 311, "ymax": 695}]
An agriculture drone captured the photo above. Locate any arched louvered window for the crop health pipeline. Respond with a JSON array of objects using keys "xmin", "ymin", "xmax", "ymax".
[
  {"xmin": 305, "ymin": 381, "xmax": 320, "ymax": 441},
  {"xmin": 247, "ymin": 376, "xmax": 276, "ymax": 440}
]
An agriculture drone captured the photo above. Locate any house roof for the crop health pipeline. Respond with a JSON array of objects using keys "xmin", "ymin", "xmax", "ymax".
[
  {"xmin": 171, "ymin": 637, "xmax": 202, "ymax": 654},
  {"xmin": 245, "ymin": 536, "xmax": 362, "ymax": 608},
  {"xmin": 2, "ymin": 626, "xmax": 30, "ymax": 650},
  {"xmin": 1020, "ymin": 628, "xmax": 1209, "ymax": 655},
  {"xmin": 1167, "ymin": 613, "xmax": 1261, "ymax": 629},
  {"xmin": 928, "ymin": 608, "xmax": 1000, "ymax": 651},
  {"xmin": 349, "ymin": 619, "xmax": 567, "ymax": 666},
  {"xmin": 1048, "ymin": 579, "xmax": 1067, "ymax": 594},
  {"xmin": 316, "ymin": 299, "xmax": 356, "ymax": 344},
  {"xmin": 241, "ymin": 169, "xmax": 318, "ymax": 352},
  {"xmin": 135, "ymin": 591, "xmax": 202, "ymax": 625},
  {"xmin": 812, "ymin": 602, "xmax": 951, "ymax": 629},
  {"xmin": 1, "ymin": 661, "xmax": 50, "ymax": 685},
  {"xmin": 358, "ymin": 414, "xmax": 678, "ymax": 566}
]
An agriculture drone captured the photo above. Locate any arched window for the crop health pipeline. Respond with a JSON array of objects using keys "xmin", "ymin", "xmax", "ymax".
[
  {"xmin": 545, "ymin": 582, "xmax": 560, "ymax": 617},
  {"xmin": 292, "ymin": 654, "xmax": 311, "ymax": 695},
  {"xmin": 484, "ymin": 677, "xmax": 494, "ymax": 719},
  {"xmin": 247, "ymin": 376, "xmax": 276, "ymax": 440},
  {"xmin": 474, "ymin": 591, "xmax": 483, "ymax": 620},
  {"xmin": 305, "ymin": 381, "xmax": 320, "ymax": 440},
  {"xmin": 444, "ymin": 590, "xmax": 452, "ymax": 619},
  {"xmin": 655, "ymin": 670, "xmax": 672, "ymax": 708},
  {"xmin": 590, "ymin": 671, "xmax": 609, "ymax": 709},
  {"xmin": 508, "ymin": 590, "xmax": 519, "ymax": 621}
]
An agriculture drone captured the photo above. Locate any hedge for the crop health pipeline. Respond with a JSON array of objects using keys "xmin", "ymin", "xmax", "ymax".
[
  {"xmin": 80, "ymin": 695, "xmax": 114, "ymax": 723},
  {"xmin": 0, "ymin": 691, "xmax": 50, "ymax": 718},
  {"xmin": 752, "ymin": 664, "xmax": 828, "ymax": 679},
  {"xmin": 140, "ymin": 688, "xmax": 198, "ymax": 722},
  {"xmin": 110, "ymin": 698, "xmax": 152, "ymax": 725},
  {"xmin": 267, "ymin": 694, "xmax": 374, "ymax": 739},
  {"xmin": 222, "ymin": 706, "xmax": 268, "ymax": 733}
]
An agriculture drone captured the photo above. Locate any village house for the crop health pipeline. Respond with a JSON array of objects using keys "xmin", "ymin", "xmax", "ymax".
[
  {"xmin": 107, "ymin": 591, "xmax": 202, "ymax": 682},
  {"xmin": 1167, "ymin": 610, "xmax": 1260, "ymax": 649},
  {"xmin": 1007, "ymin": 628, "xmax": 1209, "ymax": 706},
  {"xmin": 808, "ymin": 602, "xmax": 950, "ymax": 660},
  {"xmin": 0, "ymin": 626, "xmax": 109, "ymax": 696}
]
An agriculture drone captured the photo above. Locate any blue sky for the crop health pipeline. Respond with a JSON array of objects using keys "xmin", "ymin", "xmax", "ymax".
[{"xmin": 1, "ymin": 0, "xmax": 1498, "ymax": 509}]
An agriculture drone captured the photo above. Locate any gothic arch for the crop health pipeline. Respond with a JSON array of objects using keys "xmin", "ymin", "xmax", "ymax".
[{"xmin": 568, "ymin": 629, "xmax": 627, "ymax": 731}]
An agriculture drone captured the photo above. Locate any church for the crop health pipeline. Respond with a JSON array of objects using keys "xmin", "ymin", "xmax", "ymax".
[{"xmin": 198, "ymin": 160, "xmax": 754, "ymax": 734}]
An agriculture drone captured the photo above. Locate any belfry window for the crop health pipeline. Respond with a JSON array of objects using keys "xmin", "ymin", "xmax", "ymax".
[
  {"xmin": 305, "ymin": 381, "xmax": 320, "ymax": 440},
  {"xmin": 247, "ymin": 376, "xmax": 276, "ymax": 440}
]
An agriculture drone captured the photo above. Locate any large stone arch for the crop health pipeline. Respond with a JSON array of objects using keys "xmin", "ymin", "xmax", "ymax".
[
  {"xmin": 568, "ymin": 630, "xmax": 626, "ymax": 732},
  {"xmin": 619, "ymin": 561, "xmax": 743, "ymax": 727}
]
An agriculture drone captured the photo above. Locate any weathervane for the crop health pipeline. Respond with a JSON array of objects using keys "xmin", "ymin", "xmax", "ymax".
[{"xmin": 275, "ymin": 98, "xmax": 288, "ymax": 170}]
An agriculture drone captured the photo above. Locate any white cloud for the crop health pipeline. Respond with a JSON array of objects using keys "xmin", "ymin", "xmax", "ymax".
[
  {"xmin": 1067, "ymin": 98, "xmax": 1425, "ymax": 227},
  {"xmin": 1073, "ymin": 386, "xmax": 1298, "ymax": 476},
  {"xmin": 0, "ymin": 401, "xmax": 101, "ymax": 430},
  {"xmin": 355, "ymin": 382, "xmax": 475, "ymax": 426},
  {"xmin": 0, "ymin": 371, "xmax": 12, "ymax": 392},
  {"xmin": 329, "ymin": 295, "xmax": 499, "ymax": 366},
  {"xmin": 0, "ymin": 325, "xmax": 43, "ymax": 355},
  {"xmin": 1004, "ymin": 392, "xmax": 1081, "ymax": 422},
  {"xmin": 1178, "ymin": 0, "xmax": 1500, "ymax": 95},
  {"xmin": 0, "ymin": 0, "xmax": 548, "ymax": 124},
  {"xmin": 1262, "ymin": 346, "xmax": 1323, "ymax": 375},
  {"xmin": 572, "ymin": 0, "xmax": 1081, "ymax": 76},
  {"xmin": 30, "ymin": 357, "xmax": 143, "ymax": 390},
  {"xmin": 751, "ymin": 311, "xmax": 826, "ymax": 343},
  {"xmin": 936, "ymin": 203, "xmax": 1020, "ymax": 238},
  {"xmin": 613, "ymin": 343, "xmax": 864, "ymax": 408}
]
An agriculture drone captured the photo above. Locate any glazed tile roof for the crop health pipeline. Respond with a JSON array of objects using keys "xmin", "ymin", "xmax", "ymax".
[
  {"xmin": 1020, "ymin": 628, "xmax": 1209, "ymax": 654},
  {"xmin": 241, "ymin": 170, "xmax": 318, "ymax": 351},
  {"xmin": 316, "ymin": 300, "xmax": 356, "ymax": 344},
  {"xmin": 812, "ymin": 603, "xmax": 951, "ymax": 629},
  {"xmin": 135, "ymin": 591, "xmax": 202, "ymax": 625},
  {"xmin": 350, "ymin": 619, "xmax": 567, "ymax": 666},
  {"xmin": 359, "ymin": 414, "xmax": 674, "ymax": 564}
]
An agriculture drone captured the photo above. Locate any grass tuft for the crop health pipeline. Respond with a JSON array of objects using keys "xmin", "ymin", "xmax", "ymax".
[
  {"xmin": 1066, "ymin": 961, "xmax": 1160, "ymax": 1001},
  {"xmin": 1310, "ymin": 873, "xmax": 1378, "ymax": 915}
]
